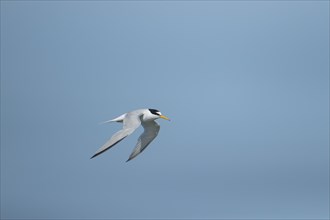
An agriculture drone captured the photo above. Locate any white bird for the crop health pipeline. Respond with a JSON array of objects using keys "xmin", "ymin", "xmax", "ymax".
[{"xmin": 91, "ymin": 109, "xmax": 170, "ymax": 162}]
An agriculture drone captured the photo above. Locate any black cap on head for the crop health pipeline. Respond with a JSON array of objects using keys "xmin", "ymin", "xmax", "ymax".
[{"xmin": 149, "ymin": 109, "xmax": 161, "ymax": 116}]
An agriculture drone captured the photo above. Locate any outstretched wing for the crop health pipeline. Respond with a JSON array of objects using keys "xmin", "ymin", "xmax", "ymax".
[
  {"xmin": 91, "ymin": 113, "xmax": 141, "ymax": 159},
  {"xmin": 126, "ymin": 120, "xmax": 160, "ymax": 162}
]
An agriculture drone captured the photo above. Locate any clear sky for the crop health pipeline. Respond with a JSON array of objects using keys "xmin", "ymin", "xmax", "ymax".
[{"xmin": 1, "ymin": 1, "xmax": 329, "ymax": 219}]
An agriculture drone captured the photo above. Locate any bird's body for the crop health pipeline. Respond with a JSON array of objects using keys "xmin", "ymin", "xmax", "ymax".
[{"xmin": 91, "ymin": 108, "xmax": 170, "ymax": 162}]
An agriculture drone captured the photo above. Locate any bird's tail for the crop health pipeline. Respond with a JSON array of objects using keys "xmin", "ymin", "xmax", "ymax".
[
  {"xmin": 99, "ymin": 113, "xmax": 127, "ymax": 124},
  {"xmin": 99, "ymin": 119, "xmax": 115, "ymax": 124}
]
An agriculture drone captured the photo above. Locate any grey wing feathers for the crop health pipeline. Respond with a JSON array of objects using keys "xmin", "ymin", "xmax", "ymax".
[
  {"xmin": 126, "ymin": 120, "xmax": 160, "ymax": 162},
  {"xmin": 91, "ymin": 113, "xmax": 141, "ymax": 159}
]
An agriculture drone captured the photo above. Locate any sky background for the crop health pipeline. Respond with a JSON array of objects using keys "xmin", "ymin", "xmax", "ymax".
[{"xmin": 1, "ymin": 1, "xmax": 329, "ymax": 219}]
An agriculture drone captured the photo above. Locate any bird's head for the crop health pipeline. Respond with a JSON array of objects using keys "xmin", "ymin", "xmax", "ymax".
[{"xmin": 148, "ymin": 109, "xmax": 170, "ymax": 121}]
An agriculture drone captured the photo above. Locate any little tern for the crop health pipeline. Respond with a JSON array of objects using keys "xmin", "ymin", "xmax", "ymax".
[{"xmin": 91, "ymin": 108, "xmax": 170, "ymax": 162}]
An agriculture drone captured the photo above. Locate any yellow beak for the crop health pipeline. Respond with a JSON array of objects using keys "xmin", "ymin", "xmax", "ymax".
[{"xmin": 160, "ymin": 115, "xmax": 170, "ymax": 121}]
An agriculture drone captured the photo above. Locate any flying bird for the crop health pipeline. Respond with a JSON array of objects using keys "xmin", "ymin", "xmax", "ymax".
[{"xmin": 91, "ymin": 108, "xmax": 170, "ymax": 162}]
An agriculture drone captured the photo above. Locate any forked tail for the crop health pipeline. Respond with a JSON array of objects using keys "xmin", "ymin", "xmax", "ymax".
[{"xmin": 99, "ymin": 113, "xmax": 127, "ymax": 124}]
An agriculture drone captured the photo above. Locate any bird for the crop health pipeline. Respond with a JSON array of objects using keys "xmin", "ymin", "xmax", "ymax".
[{"xmin": 91, "ymin": 108, "xmax": 170, "ymax": 162}]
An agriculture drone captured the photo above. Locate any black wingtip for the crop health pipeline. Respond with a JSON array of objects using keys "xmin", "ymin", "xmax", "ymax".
[
  {"xmin": 90, "ymin": 150, "xmax": 105, "ymax": 159},
  {"xmin": 126, "ymin": 156, "xmax": 135, "ymax": 162}
]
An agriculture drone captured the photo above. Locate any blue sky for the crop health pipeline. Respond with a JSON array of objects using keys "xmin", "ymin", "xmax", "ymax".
[{"xmin": 1, "ymin": 1, "xmax": 329, "ymax": 219}]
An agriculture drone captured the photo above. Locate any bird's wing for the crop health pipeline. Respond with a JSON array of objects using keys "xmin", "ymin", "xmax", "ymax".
[
  {"xmin": 126, "ymin": 120, "xmax": 160, "ymax": 162},
  {"xmin": 91, "ymin": 113, "xmax": 142, "ymax": 159}
]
